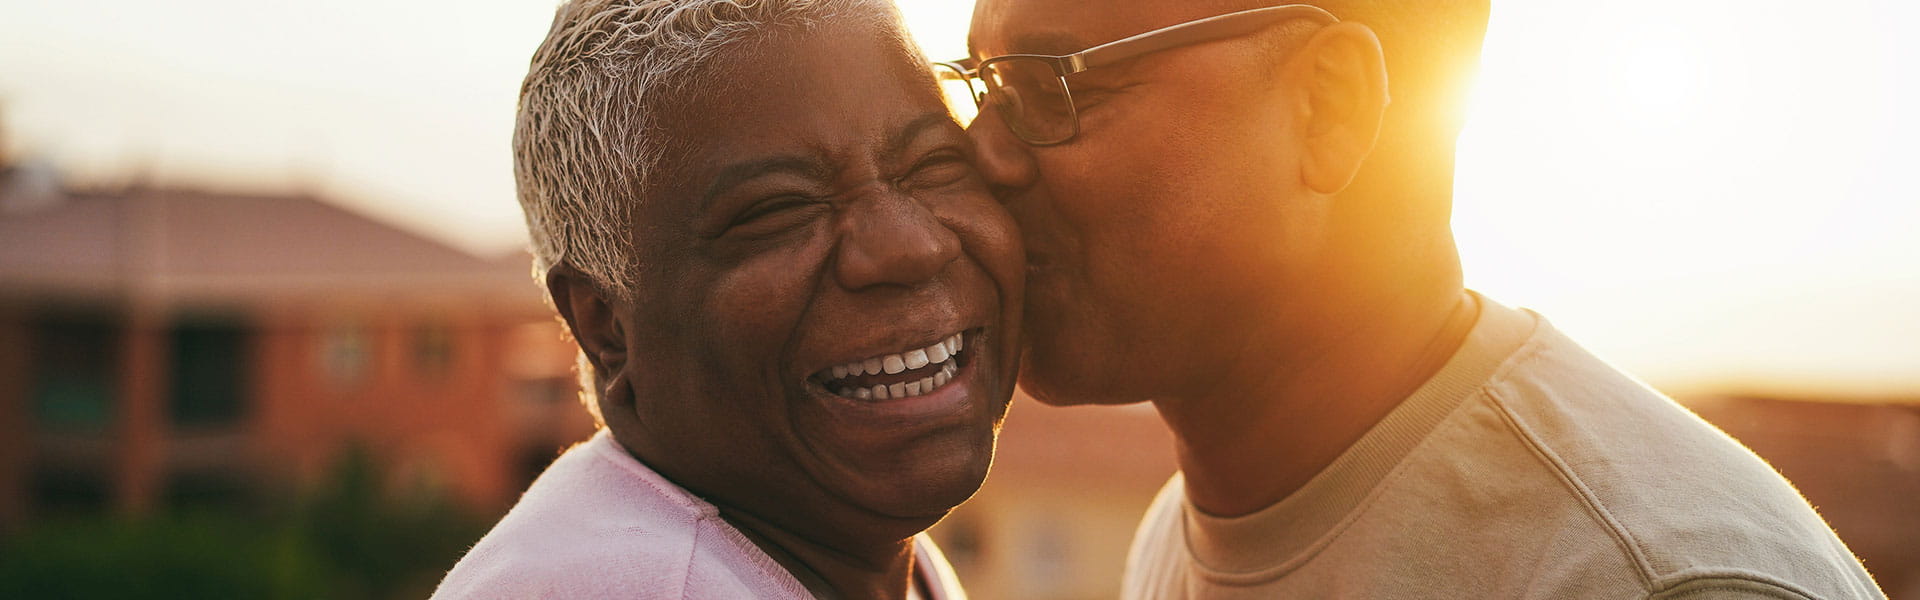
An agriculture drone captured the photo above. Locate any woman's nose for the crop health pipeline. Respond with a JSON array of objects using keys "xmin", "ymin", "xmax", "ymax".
[{"xmin": 834, "ymin": 191, "xmax": 963, "ymax": 290}]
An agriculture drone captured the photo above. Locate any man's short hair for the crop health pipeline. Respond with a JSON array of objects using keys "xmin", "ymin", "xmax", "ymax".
[{"xmin": 513, "ymin": 0, "xmax": 912, "ymax": 302}]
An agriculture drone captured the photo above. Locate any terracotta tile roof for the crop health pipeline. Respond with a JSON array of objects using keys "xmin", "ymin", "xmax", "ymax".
[{"xmin": 0, "ymin": 184, "xmax": 538, "ymax": 305}]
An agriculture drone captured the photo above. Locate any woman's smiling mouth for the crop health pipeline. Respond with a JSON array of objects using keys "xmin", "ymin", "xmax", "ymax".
[{"xmin": 812, "ymin": 329, "xmax": 976, "ymax": 400}]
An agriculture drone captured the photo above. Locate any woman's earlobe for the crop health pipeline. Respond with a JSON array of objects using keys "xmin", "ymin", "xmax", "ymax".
[
  {"xmin": 598, "ymin": 369, "xmax": 639, "ymax": 419},
  {"xmin": 545, "ymin": 264, "xmax": 630, "ymax": 379}
]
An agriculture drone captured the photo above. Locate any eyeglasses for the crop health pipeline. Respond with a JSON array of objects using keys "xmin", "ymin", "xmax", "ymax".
[{"xmin": 934, "ymin": 4, "xmax": 1338, "ymax": 146}]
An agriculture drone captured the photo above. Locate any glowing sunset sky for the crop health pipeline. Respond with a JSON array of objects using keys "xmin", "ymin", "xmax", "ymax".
[{"xmin": 2, "ymin": 0, "xmax": 1915, "ymax": 395}]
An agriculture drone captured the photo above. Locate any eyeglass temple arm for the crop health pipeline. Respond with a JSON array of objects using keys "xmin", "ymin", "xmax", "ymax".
[
  {"xmin": 1065, "ymin": 4, "xmax": 1338, "ymax": 74},
  {"xmin": 941, "ymin": 57, "xmax": 980, "ymax": 74}
]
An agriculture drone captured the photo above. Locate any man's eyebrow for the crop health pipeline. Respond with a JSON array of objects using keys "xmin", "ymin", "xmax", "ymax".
[
  {"xmin": 701, "ymin": 156, "xmax": 827, "ymax": 208},
  {"xmin": 886, "ymin": 112, "xmax": 960, "ymax": 160}
]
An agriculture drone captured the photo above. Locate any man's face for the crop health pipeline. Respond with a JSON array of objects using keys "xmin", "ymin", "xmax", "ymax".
[
  {"xmin": 616, "ymin": 21, "xmax": 1024, "ymax": 542},
  {"xmin": 969, "ymin": 0, "xmax": 1327, "ymax": 405}
]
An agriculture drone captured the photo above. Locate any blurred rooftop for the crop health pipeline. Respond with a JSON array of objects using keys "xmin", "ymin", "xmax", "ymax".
[{"xmin": 0, "ymin": 179, "xmax": 534, "ymax": 305}]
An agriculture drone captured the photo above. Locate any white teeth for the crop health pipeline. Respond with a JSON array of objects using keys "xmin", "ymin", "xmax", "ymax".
[
  {"xmin": 833, "ymin": 353, "xmax": 964, "ymax": 401},
  {"xmin": 904, "ymin": 348, "xmax": 930, "ymax": 370},
  {"xmin": 821, "ymin": 331, "xmax": 974, "ymax": 401},
  {"xmin": 829, "ymin": 332, "xmax": 967, "ymax": 382}
]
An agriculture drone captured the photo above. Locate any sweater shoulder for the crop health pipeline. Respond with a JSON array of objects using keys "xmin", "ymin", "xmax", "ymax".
[{"xmin": 430, "ymin": 433, "xmax": 714, "ymax": 598}]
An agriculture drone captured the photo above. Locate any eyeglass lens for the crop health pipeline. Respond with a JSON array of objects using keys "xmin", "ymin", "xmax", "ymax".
[
  {"xmin": 931, "ymin": 58, "xmax": 1077, "ymax": 144},
  {"xmin": 932, "ymin": 64, "xmax": 982, "ymax": 127},
  {"xmin": 979, "ymin": 58, "xmax": 1076, "ymax": 144}
]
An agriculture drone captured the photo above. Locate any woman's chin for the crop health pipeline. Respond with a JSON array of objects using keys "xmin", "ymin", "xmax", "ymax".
[{"xmin": 842, "ymin": 437, "xmax": 996, "ymax": 523}]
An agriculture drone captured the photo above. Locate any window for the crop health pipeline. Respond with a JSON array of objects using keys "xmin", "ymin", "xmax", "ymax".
[
  {"xmin": 321, "ymin": 323, "xmax": 371, "ymax": 388},
  {"xmin": 30, "ymin": 464, "xmax": 111, "ymax": 513},
  {"xmin": 169, "ymin": 320, "xmax": 250, "ymax": 426},
  {"xmin": 412, "ymin": 321, "xmax": 454, "ymax": 378},
  {"xmin": 30, "ymin": 316, "xmax": 117, "ymax": 431}
]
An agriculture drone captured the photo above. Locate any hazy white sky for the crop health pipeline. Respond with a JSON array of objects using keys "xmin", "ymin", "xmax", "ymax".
[{"xmin": 3, "ymin": 0, "xmax": 1916, "ymax": 395}]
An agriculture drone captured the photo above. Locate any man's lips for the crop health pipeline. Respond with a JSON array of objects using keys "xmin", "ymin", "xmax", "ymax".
[{"xmin": 810, "ymin": 329, "xmax": 975, "ymax": 401}]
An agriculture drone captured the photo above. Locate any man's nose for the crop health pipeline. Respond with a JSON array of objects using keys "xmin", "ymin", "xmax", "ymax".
[
  {"xmin": 967, "ymin": 107, "xmax": 1039, "ymax": 196},
  {"xmin": 834, "ymin": 191, "xmax": 962, "ymax": 291}
]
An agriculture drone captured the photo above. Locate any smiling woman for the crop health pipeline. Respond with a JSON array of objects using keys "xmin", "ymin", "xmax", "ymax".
[{"xmin": 432, "ymin": 1, "xmax": 1023, "ymax": 598}]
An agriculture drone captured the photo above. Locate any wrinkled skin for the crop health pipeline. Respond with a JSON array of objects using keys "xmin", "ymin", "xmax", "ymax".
[{"xmin": 552, "ymin": 18, "xmax": 1025, "ymax": 598}]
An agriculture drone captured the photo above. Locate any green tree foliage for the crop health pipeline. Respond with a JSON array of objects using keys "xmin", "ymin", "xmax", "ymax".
[{"xmin": 0, "ymin": 443, "xmax": 490, "ymax": 599}]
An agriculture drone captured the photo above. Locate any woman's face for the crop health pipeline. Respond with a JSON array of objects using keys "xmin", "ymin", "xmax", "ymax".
[{"xmin": 610, "ymin": 19, "xmax": 1024, "ymax": 546}]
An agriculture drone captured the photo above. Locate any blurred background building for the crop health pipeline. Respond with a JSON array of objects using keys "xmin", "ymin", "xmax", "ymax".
[
  {"xmin": 0, "ymin": 140, "xmax": 601, "ymax": 597},
  {"xmin": 0, "ymin": 158, "xmax": 593, "ymax": 523}
]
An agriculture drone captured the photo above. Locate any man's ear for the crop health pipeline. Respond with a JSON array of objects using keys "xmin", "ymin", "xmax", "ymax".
[
  {"xmin": 1293, "ymin": 21, "xmax": 1390, "ymax": 194},
  {"xmin": 545, "ymin": 263, "xmax": 629, "ymax": 389}
]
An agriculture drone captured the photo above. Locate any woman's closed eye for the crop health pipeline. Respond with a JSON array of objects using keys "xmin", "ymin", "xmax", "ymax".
[
  {"xmin": 897, "ymin": 150, "xmax": 975, "ymax": 191},
  {"xmin": 726, "ymin": 195, "xmax": 828, "ymax": 238}
]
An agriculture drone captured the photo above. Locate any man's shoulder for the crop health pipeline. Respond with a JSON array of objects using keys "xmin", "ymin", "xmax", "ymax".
[
  {"xmin": 431, "ymin": 431, "xmax": 793, "ymax": 599},
  {"xmin": 1475, "ymin": 316, "xmax": 1882, "ymax": 599},
  {"xmin": 1479, "ymin": 313, "xmax": 1784, "ymax": 493},
  {"xmin": 1481, "ymin": 318, "xmax": 1810, "ymax": 530}
]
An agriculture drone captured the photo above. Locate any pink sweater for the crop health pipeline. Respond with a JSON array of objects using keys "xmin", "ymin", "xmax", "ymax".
[{"xmin": 432, "ymin": 429, "xmax": 967, "ymax": 599}]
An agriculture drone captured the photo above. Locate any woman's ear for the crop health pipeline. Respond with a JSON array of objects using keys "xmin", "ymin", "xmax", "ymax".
[
  {"xmin": 545, "ymin": 263, "xmax": 629, "ymax": 393},
  {"xmin": 1293, "ymin": 21, "xmax": 1390, "ymax": 194}
]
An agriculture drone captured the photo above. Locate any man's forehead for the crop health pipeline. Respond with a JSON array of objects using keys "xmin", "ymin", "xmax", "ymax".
[
  {"xmin": 969, "ymin": 0, "xmax": 1229, "ymax": 57},
  {"xmin": 968, "ymin": 0, "xmax": 1096, "ymax": 56}
]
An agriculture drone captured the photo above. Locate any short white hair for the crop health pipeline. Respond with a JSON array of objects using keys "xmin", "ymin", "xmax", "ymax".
[
  {"xmin": 512, "ymin": 0, "xmax": 919, "ymax": 419},
  {"xmin": 514, "ymin": 0, "xmax": 912, "ymax": 301}
]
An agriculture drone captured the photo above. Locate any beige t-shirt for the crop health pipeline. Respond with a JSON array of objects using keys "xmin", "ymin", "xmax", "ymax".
[{"xmin": 1123, "ymin": 295, "xmax": 1885, "ymax": 600}]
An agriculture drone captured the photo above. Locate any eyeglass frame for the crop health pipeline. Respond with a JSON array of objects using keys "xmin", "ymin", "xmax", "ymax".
[{"xmin": 936, "ymin": 4, "xmax": 1340, "ymax": 146}]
